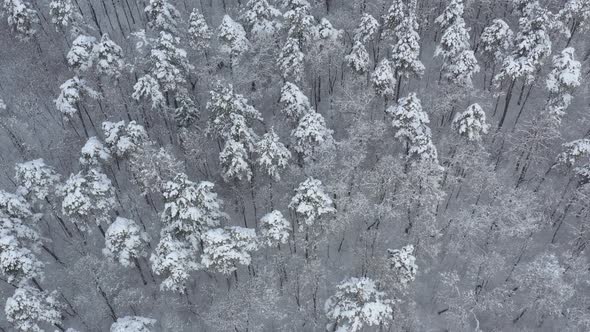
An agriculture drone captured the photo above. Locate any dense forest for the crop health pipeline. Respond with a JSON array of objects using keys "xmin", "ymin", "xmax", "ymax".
[{"xmin": 0, "ymin": 0, "xmax": 589, "ymax": 330}]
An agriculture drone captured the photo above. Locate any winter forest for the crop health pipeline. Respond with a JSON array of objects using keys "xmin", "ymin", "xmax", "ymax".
[{"xmin": 1, "ymin": 0, "xmax": 590, "ymax": 330}]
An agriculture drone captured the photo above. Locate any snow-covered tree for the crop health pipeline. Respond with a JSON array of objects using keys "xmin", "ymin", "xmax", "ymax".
[
  {"xmin": 103, "ymin": 217, "xmax": 149, "ymax": 267},
  {"xmin": 291, "ymin": 111, "xmax": 333, "ymax": 159},
  {"xmin": 110, "ymin": 316, "xmax": 156, "ymax": 332},
  {"xmin": 390, "ymin": 16, "xmax": 425, "ymax": 84},
  {"xmin": 59, "ymin": 168, "xmax": 116, "ymax": 231},
  {"xmin": 0, "ymin": 216, "xmax": 43, "ymax": 284},
  {"xmin": 4, "ymin": 286, "xmax": 61, "ymax": 332},
  {"xmin": 283, "ymin": 0, "xmax": 315, "ymax": 45},
  {"xmin": 452, "ymin": 103, "xmax": 490, "ymax": 142},
  {"xmin": 559, "ymin": 0, "xmax": 590, "ymax": 42},
  {"xmin": 149, "ymin": 31, "xmax": 192, "ymax": 93},
  {"xmin": 95, "ymin": 34, "xmax": 124, "ymax": 79},
  {"xmin": 132, "ymin": 74, "xmax": 164, "ymax": 110},
  {"xmin": 354, "ymin": 13, "xmax": 379, "ymax": 43},
  {"xmin": 255, "ymin": 129, "xmax": 291, "ymax": 181},
  {"xmin": 278, "ymin": 37, "xmax": 305, "ymax": 82},
  {"xmin": 387, "ymin": 92, "xmax": 439, "ymax": 163},
  {"xmin": 207, "ymin": 83, "xmax": 262, "ymax": 139},
  {"xmin": 371, "ymin": 58, "xmax": 396, "ymax": 98},
  {"xmin": 479, "ymin": 19, "xmax": 514, "ymax": 64},
  {"xmin": 279, "ymin": 82, "xmax": 310, "ymax": 123},
  {"xmin": 67, "ymin": 35, "xmax": 97, "ymax": 73},
  {"xmin": 14, "ymin": 159, "xmax": 60, "ymax": 202},
  {"xmin": 79, "ymin": 136, "xmax": 111, "ymax": 166},
  {"xmin": 556, "ymin": 139, "xmax": 590, "ymax": 182},
  {"xmin": 151, "ymin": 234, "xmax": 200, "ymax": 292},
  {"xmin": 201, "ymin": 226, "xmax": 258, "ymax": 275},
  {"xmin": 241, "ymin": 0, "xmax": 282, "ymax": 40},
  {"xmin": 259, "ymin": 210, "xmax": 291, "ymax": 247},
  {"xmin": 382, "ymin": 0, "xmax": 406, "ymax": 37},
  {"xmin": 55, "ymin": 76, "xmax": 100, "ymax": 116},
  {"xmin": 289, "ymin": 177, "xmax": 335, "ymax": 226},
  {"xmin": 188, "ymin": 8, "xmax": 211, "ymax": 50},
  {"xmin": 144, "ymin": 0, "xmax": 180, "ymax": 33},
  {"xmin": 174, "ymin": 91, "xmax": 199, "ymax": 127},
  {"xmin": 435, "ymin": 2, "xmax": 479, "ymax": 86},
  {"xmin": 48, "ymin": 0, "xmax": 74, "ymax": 30},
  {"xmin": 102, "ymin": 120, "xmax": 148, "ymax": 158},
  {"xmin": 218, "ymin": 15, "xmax": 250, "ymax": 60},
  {"xmin": 545, "ymin": 47, "xmax": 581, "ymax": 124},
  {"xmin": 0, "ymin": 190, "xmax": 34, "ymax": 219},
  {"xmin": 220, "ymin": 138, "xmax": 253, "ymax": 182},
  {"xmin": 2, "ymin": 0, "xmax": 38, "ymax": 41},
  {"xmin": 324, "ymin": 277, "xmax": 394, "ymax": 332},
  {"xmin": 345, "ymin": 41, "xmax": 370, "ymax": 74},
  {"xmin": 387, "ymin": 244, "xmax": 418, "ymax": 288}
]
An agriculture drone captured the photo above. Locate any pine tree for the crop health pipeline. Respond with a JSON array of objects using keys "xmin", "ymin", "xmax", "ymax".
[
  {"xmin": 387, "ymin": 92, "xmax": 439, "ymax": 163},
  {"xmin": 0, "ymin": 214, "xmax": 43, "ymax": 285},
  {"xmin": 103, "ymin": 217, "xmax": 149, "ymax": 267},
  {"xmin": 259, "ymin": 210, "xmax": 291, "ymax": 247},
  {"xmin": 110, "ymin": 316, "xmax": 156, "ymax": 332},
  {"xmin": 382, "ymin": 0, "xmax": 406, "ymax": 37},
  {"xmin": 2, "ymin": 0, "xmax": 38, "ymax": 41},
  {"xmin": 241, "ymin": 0, "xmax": 282, "ymax": 40},
  {"xmin": 434, "ymin": 0, "xmax": 463, "ymax": 30},
  {"xmin": 387, "ymin": 245, "xmax": 418, "ymax": 288},
  {"xmin": 291, "ymin": 111, "xmax": 334, "ymax": 160},
  {"xmin": 55, "ymin": 76, "xmax": 100, "ymax": 116},
  {"xmin": 220, "ymin": 138, "xmax": 253, "ymax": 182},
  {"xmin": 149, "ymin": 31, "xmax": 192, "ymax": 93},
  {"xmin": 218, "ymin": 15, "xmax": 250, "ymax": 61},
  {"xmin": 207, "ymin": 83, "xmax": 262, "ymax": 139},
  {"xmin": 556, "ymin": 139, "xmax": 590, "ymax": 182},
  {"xmin": 354, "ymin": 13, "xmax": 379, "ymax": 43},
  {"xmin": 102, "ymin": 120, "xmax": 148, "ymax": 159},
  {"xmin": 79, "ymin": 136, "xmax": 111, "ymax": 166},
  {"xmin": 48, "ymin": 0, "xmax": 74, "ymax": 31},
  {"xmin": 545, "ymin": 47, "xmax": 581, "ymax": 125},
  {"xmin": 324, "ymin": 277, "xmax": 394, "ymax": 332},
  {"xmin": 283, "ymin": 0, "xmax": 316, "ymax": 45},
  {"xmin": 279, "ymin": 82, "xmax": 310, "ymax": 123},
  {"xmin": 452, "ymin": 103, "xmax": 490, "ymax": 142},
  {"xmin": 174, "ymin": 91, "xmax": 199, "ymax": 127},
  {"xmin": 132, "ymin": 74, "xmax": 165, "ymax": 110},
  {"xmin": 201, "ymin": 226, "xmax": 258, "ymax": 275},
  {"xmin": 255, "ymin": 129, "xmax": 291, "ymax": 181},
  {"xmin": 345, "ymin": 41, "xmax": 370, "ymax": 74},
  {"xmin": 288, "ymin": 177, "xmax": 335, "ymax": 226},
  {"xmin": 278, "ymin": 37, "xmax": 305, "ymax": 82},
  {"xmin": 371, "ymin": 58, "xmax": 396, "ymax": 99},
  {"xmin": 188, "ymin": 8, "xmax": 211, "ymax": 50},
  {"xmin": 390, "ymin": 16, "xmax": 425, "ymax": 99},
  {"xmin": 67, "ymin": 35, "xmax": 97, "ymax": 73},
  {"xmin": 479, "ymin": 19, "xmax": 514, "ymax": 64},
  {"xmin": 144, "ymin": 0, "xmax": 180, "ymax": 33},
  {"xmin": 559, "ymin": 0, "xmax": 590, "ymax": 43},
  {"xmin": 95, "ymin": 34, "xmax": 125, "ymax": 79},
  {"xmin": 14, "ymin": 159, "xmax": 60, "ymax": 202},
  {"xmin": 4, "ymin": 286, "xmax": 61, "ymax": 332}
]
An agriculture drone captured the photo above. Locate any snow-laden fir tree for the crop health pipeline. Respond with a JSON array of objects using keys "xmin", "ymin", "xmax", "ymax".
[
  {"xmin": 545, "ymin": 47, "xmax": 581, "ymax": 125},
  {"xmin": 371, "ymin": 58, "xmax": 396, "ymax": 99},
  {"xmin": 103, "ymin": 217, "xmax": 149, "ymax": 268},
  {"xmin": 479, "ymin": 19, "xmax": 514, "ymax": 65},
  {"xmin": 387, "ymin": 244, "xmax": 418, "ymax": 288},
  {"xmin": 278, "ymin": 37, "xmax": 305, "ymax": 82},
  {"xmin": 220, "ymin": 137, "xmax": 253, "ymax": 182},
  {"xmin": 452, "ymin": 103, "xmax": 490, "ymax": 142},
  {"xmin": 324, "ymin": 277, "xmax": 394, "ymax": 332},
  {"xmin": 151, "ymin": 173, "xmax": 224, "ymax": 291},
  {"xmin": 149, "ymin": 31, "xmax": 193, "ymax": 93},
  {"xmin": 14, "ymin": 159, "xmax": 60, "ymax": 202},
  {"xmin": 354, "ymin": 13, "xmax": 379, "ymax": 43},
  {"xmin": 0, "ymin": 190, "xmax": 34, "ymax": 219},
  {"xmin": 255, "ymin": 129, "xmax": 291, "ymax": 181},
  {"xmin": 387, "ymin": 92, "xmax": 439, "ymax": 163},
  {"xmin": 2, "ymin": 0, "xmax": 38, "ymax": 41},
  {"xmin": 110, "ymin": 316, "xmax": 156, "ymax": 332},
  {"xmin": 559, "ymin": 0, "xmax": 590, "ymax": 42},
  {"xmin": 55, "ymin": 76, "xmax": 100, "ymax": 116},
  {"xmin": 79, "ymin": 136, "xmax": 111, "ymax": 166},
  {"xmin": 132, "ymin": 74, "xmax": 164, "ymax": 110},
  {"xmin": 435, "ymin": 2, "xmax": 479, "ymax": 86},
  {"xmin": 289, "ymin": 177, "xmax": 335, "ymax": 226},
  {"xmin": 59, "ymin": 168, "xmax": 116, "ymax": 232},
  {"xmin": 102, "ymin": 120, "xmax": 148, "ymax": 159},
  {"xmin": 201, "ymin": 226, "xmax": 258, "ymax": 275},
  {"xmin": 206, "ymin": 83, "xmax": 262, "ymax": 139},
  {"xmin": 382, "ymin": 0, "xmax": 405, "ymax": 37},
  {"xmin": 291, "ymin": 111, "xmax": 334, "ymax": 160},
  {"xmin": 67, "ymin": 35, "xmax": 97, "ymax": 73},
  {"xmin": 556, "ymin": 139, "xmax": 590, "ymax": 182},
  {"xmin": 283, "ymin": 0, "xmax": 316, "ymax": 45},
  {"xmin": 218, "ymin": 15, "xmax": 250, "ymax": 61},
  {"xmin": 0, "ymin": 214, "xmax": 43, "ymax": 284},
  {"xmin": 174, "ymin": 91, "xmax": 199, "ymax": 127},
  {"xmin": 144, "ymin": 0, "xmax": 180, "ymax": 33},
  {"xmin": 95, "ymin": 34, "xmax": 125, "ymax": 79},
  {"xmin": 188, "ymin": 8, "xmax": 211, "ymax": 50},
  {"xmin": 390, "ymin": 16, "xmax": 425, "ymax": 97},
  {"xmin": 241, "ymin": 0, "xmax": 282, "ymax": 40},
  {"xmin": 345, "ymin": 41, "xmax": 370, "ymax": 74},
  {"xmin": 48, "ymin": 0, "xmax": 74, "ymax": 30},
  {"xmin": 259, "ymin": 210, "xmax": 291, "ymax": 247},
  {"xmin": 279, "ymin": 81, "xmax": 310, "ymax": 123},
  {"xmin": 315, "ymin": 17, "xmax": 342, "ymax": 43},
  {"xmin": 4, "ymin": 286, "xmax": 61, "ymax": 332}
]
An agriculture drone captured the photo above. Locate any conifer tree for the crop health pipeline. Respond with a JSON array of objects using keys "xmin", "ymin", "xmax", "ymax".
[
  {"xmin": 289, "ymin": 177, "xmax": 335, "ymax": 226},
  {"xmin": 4, "ymin": 286, "xmax": 61, "ymax": 331},
  {"xmin": 188, "ymin": 8, "xmax": 211, "ymax": 50},
  {"xmin": 452, "ymin": 103, "xmax": 490, "ymax": 142},
  {"xmin": 201, "ymin": 226, "xmax": 258, "ymax": 275}
]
